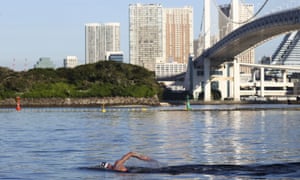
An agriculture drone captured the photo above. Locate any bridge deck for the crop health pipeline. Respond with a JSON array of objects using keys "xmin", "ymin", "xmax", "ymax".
[{"xmin": 195, "ymin": 7, "xmax": 300, "ymax": 67}]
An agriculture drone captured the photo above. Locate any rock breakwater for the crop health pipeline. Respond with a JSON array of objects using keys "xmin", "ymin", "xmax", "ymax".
[{"xmin": 0, "ymin": 97, "xmax": 160, "ymax": 107}]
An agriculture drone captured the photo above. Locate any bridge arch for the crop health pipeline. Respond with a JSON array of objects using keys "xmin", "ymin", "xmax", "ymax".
[
  {"xmin": 188, "ymin": 7, "xmax": 300, "ymax": 101},
  {"xmin": 195, "ymin": 7, "xmax": 300, "ymax": 66}
]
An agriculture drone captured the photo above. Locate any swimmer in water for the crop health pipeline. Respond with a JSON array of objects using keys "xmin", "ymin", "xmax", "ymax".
[{"xmin": 100, "ymin": 152, "xmax": 151, "ymax": 172}]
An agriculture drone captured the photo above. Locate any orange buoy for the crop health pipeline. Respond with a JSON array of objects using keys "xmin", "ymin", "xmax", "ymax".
[{"xmin": 15, "ymin": 96, "xmax": 21, "ymax": 111}]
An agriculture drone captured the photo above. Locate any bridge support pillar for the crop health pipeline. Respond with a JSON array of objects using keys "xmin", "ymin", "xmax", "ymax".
[
  {"xmin": 226, "ymin": 63, "xmax": 232, "ymax": 98},
  {"xmin": 260, "ymin": 67, "xmax": 265, "ymax": 97},
  {"xmin": 282, "ymin": 70, "xmax": 288, "ymax": 91},
  {"xmin": 204, "ymin": 58, "xmax": 211, "ymax": 101},
  {"xmin": 219, "ymin": 63, "xmax": 229, "ymax": 100},
  {"xmin": 252, "ymin": 69, "xmax": 257, "ymax": 95},
  {"xmin": 282, "ymin": 70, "xmax": 287, "ymax": 83},
  {"xmin": 233, "ymin": 59, "xmax": 240, "ymax": 101}
]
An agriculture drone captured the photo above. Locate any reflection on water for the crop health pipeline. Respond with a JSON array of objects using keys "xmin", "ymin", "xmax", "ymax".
[{"xmin": 0, "ymin": 106, "xmax": 300, "ymax": 179}]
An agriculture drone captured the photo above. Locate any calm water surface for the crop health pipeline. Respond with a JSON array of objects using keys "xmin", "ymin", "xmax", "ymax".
[{"xmin": 1, "ymin": 104, "xmax": 300, "ymax": 179}]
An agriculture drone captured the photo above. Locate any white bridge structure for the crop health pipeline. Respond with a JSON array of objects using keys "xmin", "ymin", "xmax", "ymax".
[{"xmin": 185, "ymin": 1, "xmax": 300, "ymax": 101}]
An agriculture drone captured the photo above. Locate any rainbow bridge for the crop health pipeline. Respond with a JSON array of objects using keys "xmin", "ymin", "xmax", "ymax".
[{"xmin": 186, "ymin": 7, "xmax": 300, "ymax": 101}]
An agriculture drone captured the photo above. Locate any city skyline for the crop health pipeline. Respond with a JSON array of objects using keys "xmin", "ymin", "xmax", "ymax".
[{"xmin": 1, "ymin": 0, "xmax": 299, "ymax": 71}]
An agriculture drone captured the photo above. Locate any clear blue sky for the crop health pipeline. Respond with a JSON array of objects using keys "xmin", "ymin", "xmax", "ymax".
[{"xmin": 1, "ymin": 0, "xmax": 299, "ymax": 71}]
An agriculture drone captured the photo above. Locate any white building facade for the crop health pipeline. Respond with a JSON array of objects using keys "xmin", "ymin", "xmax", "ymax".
[
  {"xmin": 34, "ymin": 57, "xmax": 55, "ymax": 69},
  {"xmin": 85, "ymin": 23, "xmax": 101, "ymax": 64},
  {"xmin": 85, "ymin": 23, "xmax": 120, "ymax": 64},
  {"xmin": 129, "ymin": 4, "xmax": 164, "ymax": 72},
  {"xmin": 105, "ymin": 51, "xmax": 124, "ymax": 62},
  {"xmin": 155, "ymin": 62, "xmax": 187, "ymax": 78},
  {"xmin": 64, "ymin": 56, "xmax": 78, "ymax": 68}
]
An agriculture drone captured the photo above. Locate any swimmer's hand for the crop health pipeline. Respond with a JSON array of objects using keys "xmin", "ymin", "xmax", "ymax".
[
  {"xmin": 132, "ymin": 152, "xmax": 151, "ymax": 161},
  {"xmin": 140, "ymin": 155, "xmax": 151, "ymax": 161}
]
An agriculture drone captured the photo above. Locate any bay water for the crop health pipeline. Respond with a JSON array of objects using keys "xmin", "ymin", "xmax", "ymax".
[{"xmin": 1, "ymin": 104, "xmax": 300, "ymax": 179}]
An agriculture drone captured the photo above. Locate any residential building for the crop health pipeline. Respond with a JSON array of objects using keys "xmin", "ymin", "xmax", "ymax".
[
  {"xmin": 105, "ymin": 51, "xmax": 124, "ymax": 62},
  {"xmin": 129, "ymin": 4, "xmax": 194, "ymax": 74},
  {"xmin": 129, "ymin": 3, "xmax": 164, "ymax": 71},
  {"xmin": 64, "ymin": 56, "xmax": 78, "ymax": 68},
  {"xmin": 34, "ymin": 57, "xmax": 55, "ymax": 69},
  {"xmin": 155, "ymin": 62, "xmax": 187, "ymax": 78},
  {"xmin": 163, "ymin": 6, "xmax": 193, "ymax": 64},
  {"xmin": 100, "ymin": 23, "xmax": 121, "ymax": 62},
  {"xmin": 85, "ymin": 23, "xmax": 100, "ymax": 64},
  {"xmin": 85, "ymin": 23, "xmax": 120, "ymax": 64}
]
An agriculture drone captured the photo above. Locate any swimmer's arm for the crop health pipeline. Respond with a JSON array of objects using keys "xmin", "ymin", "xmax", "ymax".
[
  {"xmin": 116, "ymin": 152, "xmax": 150, "ymax": 165},
  {"xmin": 112, "ymin": 152, "xmax": 133, "ymax": 171},
  {"xmin": 131, "ymin": 152, "xmax": 151, "ymax": 161},
  {"xmin": 113, "ymin": 152, "xmax": 150, "ymax": 171}
]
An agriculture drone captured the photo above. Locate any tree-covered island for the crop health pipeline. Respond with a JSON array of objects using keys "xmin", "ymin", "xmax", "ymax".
[{"xmin": 0, "ymin": 61, "xmax": 162, "ymax": 106}]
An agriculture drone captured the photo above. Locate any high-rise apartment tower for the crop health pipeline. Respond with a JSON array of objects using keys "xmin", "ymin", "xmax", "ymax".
[
  {"xmin": 163, "ymin": 6, "xmax": 194, "ymax": 64},
  {"xmin": 129, "ymin": 4, "xmax": 164, "ymax": 71},
  {"xmin": 129, "ymin": 4, "xmax": 194, "ymax": 73},
  {"xmin": 85, "ymin": 23, "xmax": 120, "ymax": 64}
]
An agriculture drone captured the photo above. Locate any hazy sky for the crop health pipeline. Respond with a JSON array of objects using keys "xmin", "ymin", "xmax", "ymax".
[{"xmin": 1, "ymin": 0, "xmax": 299, "ymax": 71}]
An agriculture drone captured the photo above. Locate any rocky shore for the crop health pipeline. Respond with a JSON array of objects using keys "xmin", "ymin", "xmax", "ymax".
[{"xmin": 0, "ymin": 96, "xmax": 160, "ymax": 107}]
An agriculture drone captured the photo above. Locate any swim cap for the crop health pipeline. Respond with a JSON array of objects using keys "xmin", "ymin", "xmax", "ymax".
[{"xmin": 100, "ymin": 162, "xmax": 109, "ymax": 168}]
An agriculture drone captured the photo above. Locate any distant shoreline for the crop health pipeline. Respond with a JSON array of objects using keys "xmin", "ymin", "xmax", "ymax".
[
  {"xmin": 0, "ymin": 97, "xmax": 160, "ymax": 108},
  {"xmin": 1, "ymin": 97, "xmax": 300, "ymax": 108}
]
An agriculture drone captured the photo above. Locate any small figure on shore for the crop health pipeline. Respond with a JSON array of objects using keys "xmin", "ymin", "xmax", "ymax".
[{"xmin": 100, "ymin": 152, "xmax": 151, "ymax": 172}]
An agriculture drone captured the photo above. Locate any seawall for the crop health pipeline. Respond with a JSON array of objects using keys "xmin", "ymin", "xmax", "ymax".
[{"xmin": 0, "ymin": 97, "xmax": 160, "ymax": 107}]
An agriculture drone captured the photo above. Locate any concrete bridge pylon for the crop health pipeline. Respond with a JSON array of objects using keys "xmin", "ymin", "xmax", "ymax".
[{"xmin": 203, "ymin": 0, "xmax": 211, "ymax": 101}]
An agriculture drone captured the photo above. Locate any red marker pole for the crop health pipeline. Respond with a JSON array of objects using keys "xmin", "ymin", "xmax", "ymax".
[{"xmin": 16, "ymin": 96, "xmax": 21, "ymax": 111}]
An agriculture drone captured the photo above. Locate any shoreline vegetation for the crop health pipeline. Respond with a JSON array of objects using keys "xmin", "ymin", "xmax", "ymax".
[{"xmin": 0, "ymin": 61, "xmax": 162, "ymax": 106}]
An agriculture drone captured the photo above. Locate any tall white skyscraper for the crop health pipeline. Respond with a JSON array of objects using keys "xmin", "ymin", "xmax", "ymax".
[
  {"xmin": 105, "ymin": 23, "xmax": 121, "ymax": 51},
  {"xmin": 129, "ymin": 4, "xmax": 164, "ymax": 71},
  {"xmin": 85, "ymin": 23, "xmax": 100, "ymax": 64},
  {"xmin": 85, "ymin": 23, "xmax": 120, "ymax": 64}
]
